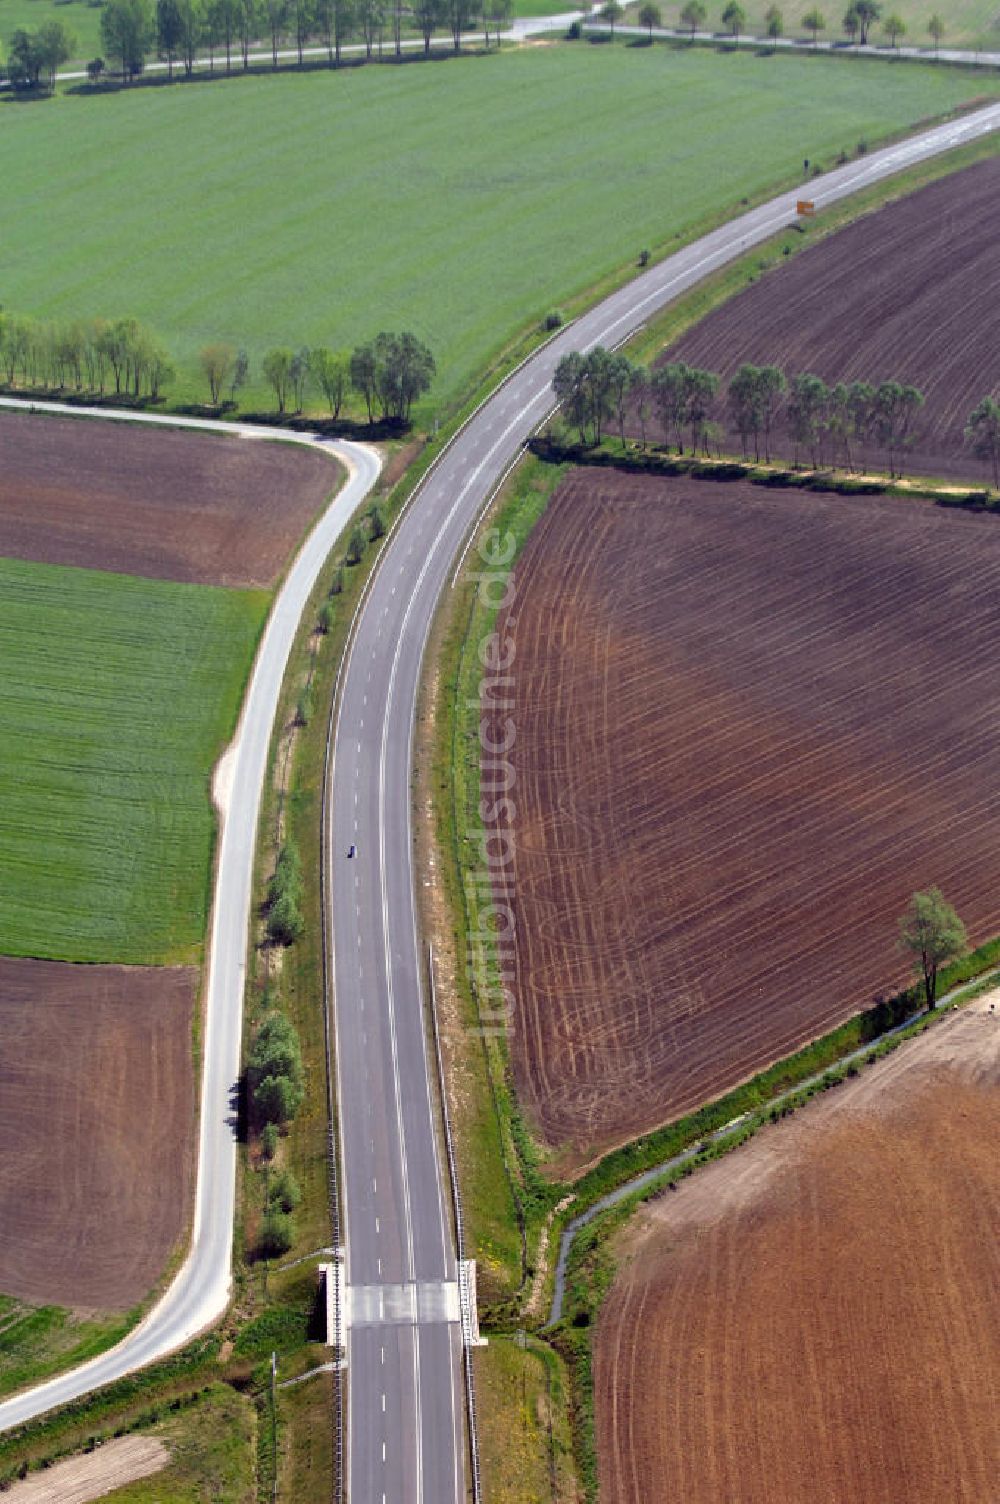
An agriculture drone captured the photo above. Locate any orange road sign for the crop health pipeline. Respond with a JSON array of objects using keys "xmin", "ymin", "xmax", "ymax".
[{"xmin": 796, "ymin": 199, "xmax": 816, "ymax": 218}]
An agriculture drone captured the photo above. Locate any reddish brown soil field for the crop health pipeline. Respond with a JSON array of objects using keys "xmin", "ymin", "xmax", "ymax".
[
  {"xmin": 650, "ymin": 157, "xmax": 1000, "ymax": 483},
  {"xmin": 489, "ymin": 470, "xmax": 1000, "ymax": 1166},
  {"xmin": 0, "ymin": 411, "xmax": 338, "ymax": 587},
  {"xmin": 595, "ymin": 1002, "xmax": 1000, "ymax": 1504},
  {"xmin": 0, "ymin": 956, "xmax": 195, "ymax": 1309}
]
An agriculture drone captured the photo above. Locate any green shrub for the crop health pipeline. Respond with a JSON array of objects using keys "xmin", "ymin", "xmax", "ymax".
[
  {"xmin": 296, "ymin": 685, "xmax": 313, "ymax": 728},
  {"xmin": 260, "ymin": 1122, "xmax": 279, "ymax": 1160},
  {"xmin": 266, "ymin": 890, "xmax": 304, "ymax": 946},
  {"xmin": 345, "ymin": 527, "xmax": 366, "ymax": 566},
  {"xmin": 369, "ymin": 503, "xmax": 387, "ymax": 540},
  {"xmin": 268, "ymin": 1170, "xmax": 302, "ymax": 1214},
  {"xmin": 249, "ymin": 1014, "xmax": 305, "ymax": 1123},
  {"xmin": 258, "ymin": 1212, "xmax": 295, "ymax": 1259},
  {"xmin": 254, "ymin": 1073, "xmax": 304, "ymax": 1126},
  {"xmin": 318, "ymin": 601, "xmax": 334, "ymax": 634}
]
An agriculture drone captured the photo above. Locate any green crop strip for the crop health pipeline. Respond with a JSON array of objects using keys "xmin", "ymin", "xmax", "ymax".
[{"xmin": 0, "ymin": 556, "xmax": 267, "ymax": 964}]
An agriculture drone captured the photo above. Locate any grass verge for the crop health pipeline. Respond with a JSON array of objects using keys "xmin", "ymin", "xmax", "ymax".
[{"xmin": 474, "ymin": 1333, "xmax": 576, "ymax": 1504}]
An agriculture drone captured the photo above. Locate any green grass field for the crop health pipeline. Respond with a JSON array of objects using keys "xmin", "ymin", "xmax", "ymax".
[
  {"xmin": 0, "ymin": 556, "xmax": 267, "ymax": 964},
  {"xmin": 3, "ymin": 44, "xmax": 994, "ymax": 416}
]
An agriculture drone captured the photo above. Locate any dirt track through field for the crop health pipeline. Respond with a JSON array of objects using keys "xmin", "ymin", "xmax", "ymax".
[
  {"xmin": 0, "ymin": 957, "xmax": 195, "ymax": 1309},
  {"xmin": 0, "ymin": 410, "xmax": 336, "ymax": 587},
  {"xmin": 3, "ymin": 1436, "xmax": 170, "ymax": 1501},
  {"xmin": 649, "ymin": 156, "xmax": 1000, "ymax": 482},
  {"xmin": 595, "ymin": 997, "xmax": 1000, "ymax": 1504},
  {"xmin": 489, "ymin": 470, "xmax": 1000, "ymax": 1167}
]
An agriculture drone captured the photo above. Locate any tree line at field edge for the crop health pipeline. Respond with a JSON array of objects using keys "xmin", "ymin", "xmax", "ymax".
[
  {"xmin": 0, "ymin": 310, "xmax": 436, "ymax": 431},
  {"xmin": 552, "ymin": 347, "xmax": 1000, "ymax": 485},
  {"xmin": 589, "ymin": 1, "xmax": 945, "ymax": 54},
  {"xmin": 0, "ymin": 0, "xmax": 515, "ymax": 93}
]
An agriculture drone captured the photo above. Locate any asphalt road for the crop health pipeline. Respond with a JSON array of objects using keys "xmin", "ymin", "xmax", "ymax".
[
  {"xmin": 326, "ymin": 99, "xmax": 1000, "ymax": 1502},
  {"xmin": 1, "ymin": 91, "xmax": 999, "ymax": 1474},
  {"xmin": 0, "ymin": 403, "xmax": 381, "ymax": 1434}
]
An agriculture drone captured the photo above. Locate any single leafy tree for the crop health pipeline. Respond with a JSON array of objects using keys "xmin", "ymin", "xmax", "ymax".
[
  {"xmin": 786, "ymin": 372, "xmax": 829, "ymax": 466},
  {"xmin": 308, "ymin": 347, "xmax": 349, "ymax": 418},
  {"xmin": 927, "ymin": 12, "xmax": 943, "ymax": 52},
  {"xmin": 841, "ymin": 3, "xmax": 859, "ymax": 40},
  {"xmin": 263, "ymin": 347, "xmax": 294, "ymax": 414},
  {"xmin": 36, "ymin": 20, "xmax": 75, "ymax": 87},
  {"xmin": 351, "ymin": 342, "xmax": 378, "ymax": 424},
  {"xmin": 101, "ymin": 0, "xmax": 153, "ymax": 80},
  {"xmin": 412, "ymin": 0, "xmax": 442, "ymax": 51},
  {"xmin": 964, "ymin": 396, "xmax": 1000, "ymax": 488},
  {"xmin": 630, "ymin": 365, "xmax": 651, "ymax": 448},
  {"xmin": 609, "ymin": 353, "xmax": 635, "ymax": 448},
  {"xmin": 345, "ymin": 526, "xmax": 367, "ymax": 565},
  {"xmin": 802, "ymin": 7, "xmax": 824, "ymax": 44},
  {"xmin": 685, "ymin": 368, "xmax": 719, "ymax": 454},
  {"xmin": 870, "ymin": 380, "xmax": 923, "ymax": 477},
  {"xmin": 200, "ymin": 343, "xmax": 235, "ymax": 405},
  {"xmin": 638, "ymin": 2, "xmax": 661, "ymax": 37},
  {"xmin": 680, "ymin": 0, "xmax": 706, "ymax": 36},
  {"xmin": 652, "ymin": 362, "xmax": 692, "ymax": 453},
  {"xmin": 852, "ymin": 0, "xmax": 879, "ymax": 43},
  {"xmin": 721, "ymin": 0, "xmax": 745, "ymax": 38},
  {"xmin": 269, "ymin": 1169, "xmax": 302, "ymax": 1213},
  {"xmin": 259, "ymin": 1210, "xmax": 295, "ymax": 1256},
  {"xmin": 230, "ymin": 348, "xmax": 249, "ymax": 404},
  {"xmin": 157, "ymin": 0, "xmax": 183, "ymax": 76},
  {"xmin": 882, "ymin": 11, "xmax": 903, "ymax": 45},
  {"xmin": 898, "ymin": 889, "xmax": 966, "ymax": 1009},
  {"xmin": 600, "ymin": 0, "xmax": 623, "ymax": 40},
  {"xmin": 765, "ymin": 4, "xmax": 783, "ymax": 39},
  {"xmin": 444, "ymin": 0, "xmax": 474, "ymax": 52}
]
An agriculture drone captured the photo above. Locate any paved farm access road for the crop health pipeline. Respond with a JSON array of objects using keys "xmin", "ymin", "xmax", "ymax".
[
  {"xmin": 0, "ymin": 96, "xmax": 999, "ymax": 1489},
  {"xmin": 327, "ymin": 99, "xmax": 1000, "ymax": 1503},
  {"xmin": 0, "ymin": 403, "xmax": 381, "ymax": 1433}
]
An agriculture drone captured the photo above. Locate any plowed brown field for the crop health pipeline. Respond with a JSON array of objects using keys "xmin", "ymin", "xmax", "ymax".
[
  {"xmin": 0, "ymin": 957, "xmax": 195, "ymax": 1309},
  {"xmin": 595, "ymin": 1000, "xmax": 1000, "ymax": 1504},
  {"xmin": 489, "ymin": 470, "xmax": 1000, "ymax": 1166},
  {"xmin": 652, "ymin": 157, "xmax": 1000, "ymax": 483},
  {"xmin": 0, "ymin": 410, "xmax": 337, "ymax": 587}
]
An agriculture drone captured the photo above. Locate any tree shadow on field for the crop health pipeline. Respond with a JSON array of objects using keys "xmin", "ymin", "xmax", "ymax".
[{"xmin": 65, "ymin": 42, "xmax": 482, "ymax": 98}]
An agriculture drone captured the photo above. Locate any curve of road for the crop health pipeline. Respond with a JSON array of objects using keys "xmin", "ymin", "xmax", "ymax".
[
  {"xmin": 324, "ymin": 99, "xmax": 1000, "ymax": 1503},
  {"xmin": 1, "ymin": 91, "xmax": 999, "ymax": 1472},
  {"xmin": 0, "ymin": 401, "xmax": 381, "ymax": 1434}
]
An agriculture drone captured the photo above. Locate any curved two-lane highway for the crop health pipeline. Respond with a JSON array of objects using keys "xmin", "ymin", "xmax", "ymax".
[{"xmin": 326, "ymin": 99, "xmax": 1000, "ymax": 1501}]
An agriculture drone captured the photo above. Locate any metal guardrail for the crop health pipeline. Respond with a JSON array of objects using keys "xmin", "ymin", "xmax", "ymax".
[{"xmin": 428, "ymin": 946, "xmax": 483, "ymax": 1504}]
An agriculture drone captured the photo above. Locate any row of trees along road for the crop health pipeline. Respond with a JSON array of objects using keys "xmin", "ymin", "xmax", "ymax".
[
  {"xmin": 554, "ymin": 350, "xmax": 1000, "ymax": 486},
  {"xmin": 94, "ymin": 0, "xmax": 510, "ymax": 84},
  {"xmin": 610, "ymin": 1, "xmax": 947, "ymax": 51},
  {"xmin": 0, "ymin": 310, "xmax": 435, "ymax": 427}
]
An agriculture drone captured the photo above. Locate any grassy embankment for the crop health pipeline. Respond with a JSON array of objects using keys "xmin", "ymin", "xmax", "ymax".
[
  {"xmin": 0, "ymin": 555, "xmax": 267, "ymax": 964},
  {"xmin": 2, "ymin": 44, "xmax": 994, "ymax": 418}
]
